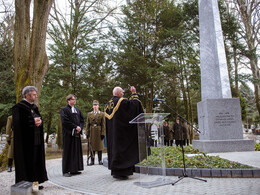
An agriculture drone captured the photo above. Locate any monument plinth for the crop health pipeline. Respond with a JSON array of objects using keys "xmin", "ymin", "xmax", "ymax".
[{"xmin": 193, "ymin": 0, "xmax": 254, "ymax": 152}]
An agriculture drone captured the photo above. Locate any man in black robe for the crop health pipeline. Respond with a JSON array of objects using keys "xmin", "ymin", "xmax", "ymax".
[
  {"xmin": 60, "ymin": 94, "xmax": 84, "ymax": 177},
  {"xmin": 105, "ymin": 86, "xmax": 143, "ymax": 180},
  {"xmin": 12, "ymin": 86, "xmax": 48, "ymax": 187}
]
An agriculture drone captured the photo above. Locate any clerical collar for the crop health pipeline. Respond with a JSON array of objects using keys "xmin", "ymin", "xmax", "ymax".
[
  {"xmin": 71, "ymin": 106, "xmax": 77, "ymax": 113},
  {"xmin": 23, "ymin": 98, "xmax": 34, "ymax": 104}
]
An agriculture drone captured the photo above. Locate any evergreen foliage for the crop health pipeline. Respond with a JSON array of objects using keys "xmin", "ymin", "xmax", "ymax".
[{"xmin": 0, "ymin": 15, "xmax": 15, "ymax": 132}]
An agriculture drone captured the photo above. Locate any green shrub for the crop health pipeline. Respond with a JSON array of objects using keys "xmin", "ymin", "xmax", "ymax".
[
  {"xmin": 139, "ymin": 146, "xmax": 253, "ymax": 169},
  {"xmin": 255, "ymin": 143, "xmax": 260, "ymax": 151}
]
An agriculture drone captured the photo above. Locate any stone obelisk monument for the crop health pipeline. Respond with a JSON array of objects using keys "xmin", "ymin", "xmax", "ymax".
[{"xmin": 193, "ymin": 0, "xmax": 254, "ymax": 152}]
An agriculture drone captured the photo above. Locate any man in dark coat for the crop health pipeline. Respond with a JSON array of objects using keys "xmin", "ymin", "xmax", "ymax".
[
  {"xmin": 172, "ymin": 118, "xmax": 183, "ymax": 146},
  {"xmin": 12, "ymin": 86, "xmax": 48, "ymax": 187},
  {"xmin": 182, "ymin": 121, "xmax": 191, "ymax": 146},
  {"xmin": 105, "ymin": 86, "xmax": 144, "ymax": 180},
  {"xmin": 163, "ymin": 121, "xmax": 170, "ymax": 146},
  {"xmin": 60, "ymin": 94, "xmax": 84, "ymax": 177}
]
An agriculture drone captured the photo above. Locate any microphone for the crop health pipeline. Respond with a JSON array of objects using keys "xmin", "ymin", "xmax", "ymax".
[{"xmin": 153, "ymin": 97, "xmax": 165, "ymax": 102}]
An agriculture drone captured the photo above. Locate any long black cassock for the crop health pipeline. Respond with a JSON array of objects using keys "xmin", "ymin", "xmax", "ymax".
[
  {"xmin": 60, "ymin": 105, "xmax": 84, "ymax": 174},
  {"xmin": 105, "ymin": 94, "xmax": 144, "ymax": 176},
  {"xmin": 12, "ymin": 100, "xmax": 48, "ymax": 184}
]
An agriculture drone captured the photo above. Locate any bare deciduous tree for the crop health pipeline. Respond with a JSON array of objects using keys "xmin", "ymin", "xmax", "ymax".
[{"xmin": 225, "ymin": 0, "xmax": 260, "ymax": 116}]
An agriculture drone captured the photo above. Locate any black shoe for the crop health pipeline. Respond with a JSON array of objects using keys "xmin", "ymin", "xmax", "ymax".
[
  {"xmin": 113, "ymin": 175, "xmax": 128, "ymax": 180},
  {"xmin": 70, "ymin": 172, "xmax": 81, "ymax": 175},
  {"xmin": 7, "ymin": 167, "xmax": 12, "ymax": 172},
  {"xmin": 63, "ymin": 173, "xmax": 71, "ymax": 177},
  {"xmin": 99, "ymin": 161, "xmax": 103, "ymax": 165},
  {"xmin": 88, "ymin": 162, "xmax": 94, "ymax": 166},
  {"xmin": 38, "ymin": 186, "xmax": 44, "ymax": 190}
]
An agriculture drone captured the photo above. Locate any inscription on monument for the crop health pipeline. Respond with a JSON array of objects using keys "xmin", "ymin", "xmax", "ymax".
[{"xmin": 214, "ymin": 112, "xmax": 236, "ymax": 127}]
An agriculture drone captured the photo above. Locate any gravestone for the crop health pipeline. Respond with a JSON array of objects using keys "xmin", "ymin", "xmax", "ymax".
[
  {"xmin": 193, "ymin": 0, "xmax": 254, "ymax": 152},
  {"xmin": 11, "ymin": 181, "xmax": 33, "ymax": 195}
]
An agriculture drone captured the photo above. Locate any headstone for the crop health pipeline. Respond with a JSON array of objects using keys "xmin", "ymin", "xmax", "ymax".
[
  {"xmin": 52, "ymin": 143, "xmax": 58, "ymax": 152},
  {"xmin": 11, "ymin": 181, "xmax": 33, "ymax": 195},
  {"xmin": 193, "ymin": 0, "xmax": 254, "ymax": 152}
]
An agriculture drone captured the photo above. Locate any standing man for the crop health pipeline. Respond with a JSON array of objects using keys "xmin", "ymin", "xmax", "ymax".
[
  {"xmin": 12, "ymin": 86, "xmax": 48, "ymax": 187},
  {"xmin": 168, "ymin": 122, "xmax": 174, "ymax": 146},
  {"xmin": 105, "ymin": 86, "xmax": 143, "ymax": 180},
  {"xmin": 6, "ymin": 115, "xmax": 14, "ymax": 172},
  {"xmin": 172, "ymin": 118, "xmax": 183, "ymax": 146},
  {"xmin": 163, "ymin": 121, "xmax": 170, "ymax": 146},
  {"xmin": 86, "ymin": 100, "xmax": 106, "ymax": 165},
  {"xmin": 60, "ymin": 94, "xmax": 84, "ymax": 177},
  {"xmin": 183, "ymin": 121, "xmax": 191, "ymax": 146}
]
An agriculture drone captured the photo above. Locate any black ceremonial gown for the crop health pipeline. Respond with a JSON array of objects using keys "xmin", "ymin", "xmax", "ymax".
[
  {"xmin": 60, "ymin": 105, "xmax": 84, "ymax": 174},
  {"xmin": 105, "ymin": 94, "xmax": 144, "ymax": 176},
  {"xmin": 12, "ymin": 100, "xmax": 48, "ymax": 184}
]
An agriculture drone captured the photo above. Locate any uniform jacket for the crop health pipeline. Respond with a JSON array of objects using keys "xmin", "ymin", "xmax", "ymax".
[
  {"xmin": 86, "ymin": 111, "xmax": 105, "ymax": 151},
  {"xmin": 6, "ymin": 115, "xmax": 14, "ymax": 159}
]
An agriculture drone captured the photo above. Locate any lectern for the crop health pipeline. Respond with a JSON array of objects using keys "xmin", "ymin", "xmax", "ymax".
[{"xmin": 130, "ymin": 113, "xmax": 173, "ymax": 188}]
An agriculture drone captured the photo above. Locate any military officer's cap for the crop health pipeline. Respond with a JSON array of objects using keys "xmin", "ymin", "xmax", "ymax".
[{"xmin": 93, "ymin": 100, "xmax": 99, "ymax": 105}]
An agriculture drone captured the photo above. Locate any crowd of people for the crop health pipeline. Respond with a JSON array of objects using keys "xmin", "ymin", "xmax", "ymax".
[
  {"xmin": 6, "ymin": 85, "xmax": 143, "ymax": 191},
  {"xmin": 148, "ymin": 118, "xmax": 193, "ymax": 148},
  {"xmin": 5, "ymin": 85, "xmax": 195, "ymax": 191}
]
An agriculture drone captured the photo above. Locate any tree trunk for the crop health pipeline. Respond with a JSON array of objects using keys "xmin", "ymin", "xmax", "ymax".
[
  {"xmin": 14, "ymin": 0, "xmax": 54, "ymax": 103},
  {"xmin": 236, "ymin": 0, "xmax": 260, "ymax": 116},
  {"xmin": 180, "ymin": 69, "xmax": 189, "ymax": 121},
  {"xmin": 184, "ymin": 65, "xmax": 194, "ymax": 143},
  {"xmin": 56, "ymin": 116, "xmax": 63, "ymax": 149}
]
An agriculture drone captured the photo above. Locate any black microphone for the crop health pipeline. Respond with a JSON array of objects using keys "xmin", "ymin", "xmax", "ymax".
[{"xmin": 153, "ymin": 97, "xmax": 165, "ymax": 102}]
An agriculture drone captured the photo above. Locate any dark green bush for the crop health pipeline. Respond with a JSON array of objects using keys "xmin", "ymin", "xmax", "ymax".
[
  {"xmin": 255, "ymin": 143, "xmax": 260, "ymax": 151},
  {"xmin": 139, "ymin": 146, "xmax": 253, "ymax": 169}
]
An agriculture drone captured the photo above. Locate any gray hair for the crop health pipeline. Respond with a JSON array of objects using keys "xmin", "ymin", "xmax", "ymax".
[
  {"xmin": 22, "ymin": 86, "xmax": 38, "ymax": 98},
  {"xmin": 113, "ymin": 87, "xmax": 123, "ymax": 96}
]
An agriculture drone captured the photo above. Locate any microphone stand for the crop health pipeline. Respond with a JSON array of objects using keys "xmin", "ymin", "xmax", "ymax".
[{"xmin": 155, "ymin": 99, "xmax": 207, "ymax": 185}]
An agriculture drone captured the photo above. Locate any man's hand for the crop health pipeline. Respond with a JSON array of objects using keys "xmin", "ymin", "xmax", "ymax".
[
  {"xmin": 34, "ymin": 117, "xmax": 42, "ymax": 127},
  {"xmin": 130, "ymin": 86, "xmax": 136, "ymax": 94},
  {"xmin": 76, "ymin": 126, "xmax": 81, "ymax": 134}
]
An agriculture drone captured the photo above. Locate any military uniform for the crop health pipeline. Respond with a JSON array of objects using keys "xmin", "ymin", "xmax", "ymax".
[
  {"xmin": 86, "ymin": 101, "xmax": 106, "ymax": 165},
  {"xmin": 6, "ymin": 116, "xmax": 13, "ymax": 172}
]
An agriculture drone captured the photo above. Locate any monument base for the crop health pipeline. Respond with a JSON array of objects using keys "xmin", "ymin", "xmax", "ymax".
[{"xmin": 193, "ymin": 139, "xmax": 255, "ymax": 153}]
